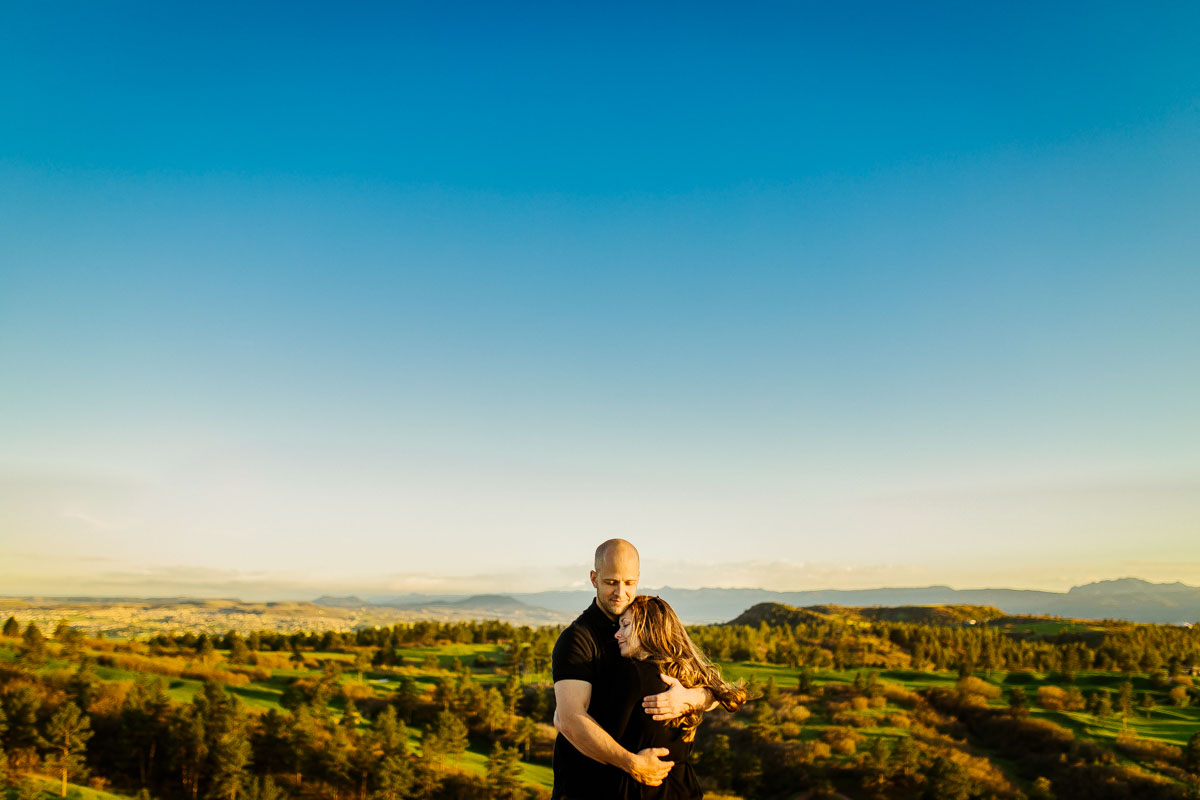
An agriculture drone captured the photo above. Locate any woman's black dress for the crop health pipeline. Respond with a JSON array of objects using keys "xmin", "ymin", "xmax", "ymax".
[{"xmin": 611, "ymin": 658, "xmax": 704, "ymax": 800}]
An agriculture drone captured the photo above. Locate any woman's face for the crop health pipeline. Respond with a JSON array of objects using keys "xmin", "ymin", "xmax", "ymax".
[{"xmin": 615, "ymin": 609, "xmax": 642, "ymax": 658}]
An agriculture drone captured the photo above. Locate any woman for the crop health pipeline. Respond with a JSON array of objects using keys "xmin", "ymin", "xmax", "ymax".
[{"xmin": 612, "ymin": 595, "xmax": 747, "ymax": 799}]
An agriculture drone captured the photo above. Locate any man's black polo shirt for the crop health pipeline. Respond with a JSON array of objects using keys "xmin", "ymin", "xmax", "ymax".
[{"xmin": 552, "ymin": 599, "xmax": 628, "ymax": 800}]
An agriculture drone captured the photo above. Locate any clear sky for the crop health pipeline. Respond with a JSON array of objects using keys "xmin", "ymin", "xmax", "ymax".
[{"xmin": 2, "ymin": 1, "xmax": 1199, "ymax": 599}]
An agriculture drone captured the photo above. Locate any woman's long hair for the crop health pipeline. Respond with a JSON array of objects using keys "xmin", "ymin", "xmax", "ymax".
[{"xmin": 626, "ymin": 595, "xmax": 747, "ymax": 741}]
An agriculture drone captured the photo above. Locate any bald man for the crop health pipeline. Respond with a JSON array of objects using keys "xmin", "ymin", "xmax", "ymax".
[{"xmin": 551, "ymin": 539, "xmax": 714, "ymax": 799}]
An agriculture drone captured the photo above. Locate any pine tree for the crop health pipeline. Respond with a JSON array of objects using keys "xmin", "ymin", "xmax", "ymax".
[
  {"xmin": 1139, "ymin": 692, "xmax": 1157, "ymax": 719},
  {"xmin": 42, "ymin": 701, "xmax": 93, "ymax": 798},
  {"xmin": 371, "ymin": 755, "xmax": 414, "ymax": 800},
  {"xmin": 15, "ymin": 776, "xmax": 41, "ymax": 800},
  {"xmin": 1008, "ymin": 686, "xmax": 1028, "ymax": 716},
  {"xmin": 481, "ymin": 688, "xmax": 509, "ymax": 735},
  {"xmin": 120, "ymin": 678, "xmax": 172, "ymax": 787},
  {"xmin": 530, "ymin": 686, "xmax": 552, "ymax": 723},
  {"xmin": 285, "ymin": 705, "xmax": 318, "ymax": 786},
  {"xmin": 699, "ymin": 733, "xmax": 733, "ymax": 790},
  {"xmin": 320, "ymin": 725, "xmax": 355, "ymax": 797},
  {"xmin": 341, "ymin": 697, "xmax": 361, "ymax": 730},
  {"xmin": 432, "ymin": 674, "xmax": 460, "ymax": 711},
  {"xmin": 924, "ymin": 755, "xmax": 970, "ymax": 800},
  {"xmin": 413, "ymin": 755, "xmax": 443, "ymax": 800},
  {"xmin": 423, "ymin": 710, "xmax": 468, "ymax": 766},
  {"xmin": 67, "ymin": 663, "xmax": 99, "ymax": 711},
  {"xmin": 501, "ymin": 673, "xmax": 521, "ymax": 712},
  {"xmin": 207, "ymin": 725, "xmax": 252, "ymax": 800},
  {"xmin": 513, "ymin": 716, "xmax": 539, "ymax": 760},
  {"xmin": 1118, "ymin": 680, "xmax": 1134, "ymax": 727},
  {"xmin": 1029, "ymin": 776, "xmax": 1056, "ymax": 800},
  {"xmin": 172, "ymin": 705, "xmax": 208, "ymax": 800},
  {"xmin": 749, "ymin": 700, "xmax": 779, "ymax": 742},
  {"xmin": 196, "ymin": 635, "xmax": 215, "ymax": 663},
  {"xmin": 485, "ymin": 742, "xmax": 523, "ymax": 800},
  {"xmin": 891, "ymin": 737, "xmax": 921, "ymax": 777},
  {"xmin": 2, "ymin": 616, "xmax": 19, "ymax": 637},
  {"xmin": 390, "ymin": 676, "xmax": 420, "ymax": 723},
  {"xmin": 20, "ymin": 622, "xmax": 47, "ymax": 664},
  {"xmin": 762, "ymin": 676, "xmax": 781, "ymax": 706},
  {"xmin": 869, "ymin": 736, "xmax": 891, "ymax": 768},
  {"xmin": 248, "ymin": 776, "xmax": 284, "ymax": 800},
  {"xmin": 227, "ymin": 635, "xmax": 252, "ymax": 666},
  {"xmin": 4, "ymin": 687, "xmax": 43, "ymax": 773},
  {"xmin": 1187, "ymin": 731, "xmax": 1200, "ymax": 776},
  {"xmin": 797, "ymin": 666, "xmax": 815, "ymax": 694},
  {"xmin": 371, "ymin": 706, "xmax": 409, "ymax": 760}
]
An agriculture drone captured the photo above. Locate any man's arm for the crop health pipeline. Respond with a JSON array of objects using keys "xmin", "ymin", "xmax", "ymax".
[
  {"xmin": 554, "ymin": 679, "xmax": 674, "ymax": 786},
  {"xmin": 642, "ymin": 673, "xmax": 720, "ymax": 721}
]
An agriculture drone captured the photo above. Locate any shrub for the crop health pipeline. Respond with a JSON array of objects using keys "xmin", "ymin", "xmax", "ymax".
[
  {"xmin": 341, "ymin": 681, "xmax": 375, "ymax": 702},
  {"xmin": 957, "ymin": 677, "xmax": 1002, "ymax": 700},
  {"xmin": 806, "ymin": 741, "xmax": 832, "ymax": 760},
  {"xmin": 882, "ymin": 684, "xmax": 920, "ymax": 707},
  {"xmin": 1036, "ymin": 685, "xmax": 1083, "ymax": 711},
  {"xmin": 782, "ymin": 705, "xmax": 811, "ymax": 724},
  {"xmin": 780, "ymin": 722, "xmax": 803, "ymax": 739},
  {"xmin": 1116, "ymin": 731, "xmax": 1182, "ymax": 764},
  {"xmin": 821, "ymin": 726, "xmax": 866, "ymax": 746},
  {"xmin": 832, "ymin": 711, "xmax": 875, "ymax": 728},
  {"xmin": 829, "ymin": 736, "xmax": 857, "ymax": 756},
  {"xmin": 230, "ymin": 665, "xmax": 272, "ymax": 682}
]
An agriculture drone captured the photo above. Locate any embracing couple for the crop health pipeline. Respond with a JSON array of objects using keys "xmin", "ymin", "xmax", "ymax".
[{"xmin": 552, "ymin": 539, "xmax": 747, "ymax": 800}]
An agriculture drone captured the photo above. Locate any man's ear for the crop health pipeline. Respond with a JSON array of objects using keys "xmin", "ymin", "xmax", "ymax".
[{"xmin": 589, "ymin": 570, "xmax": 597, "ymax": 588}]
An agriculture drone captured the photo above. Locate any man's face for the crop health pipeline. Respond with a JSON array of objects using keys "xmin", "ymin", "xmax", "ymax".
[{"xmin": 590, "ymin": 549, "xmax": 639, "ymax": 620}]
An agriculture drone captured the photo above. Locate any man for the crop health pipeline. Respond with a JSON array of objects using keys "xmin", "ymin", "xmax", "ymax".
[{"xmin": 552, "ymin": 539, "xmax": 715, "ymax": 799}]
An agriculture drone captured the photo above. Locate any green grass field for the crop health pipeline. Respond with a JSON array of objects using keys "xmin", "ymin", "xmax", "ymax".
[{"xmin": 14, "ymin": 774, "xmax": 134, "ymax": 800}]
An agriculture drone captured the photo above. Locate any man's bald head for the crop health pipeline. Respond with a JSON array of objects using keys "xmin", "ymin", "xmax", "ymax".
[
  {"xmin": 594, "ymin": 538, "xmax": 640, "ymax": 572},
  {"xmin": 590, "ymin": 539, "xmax": 640, "ymax": 620}
]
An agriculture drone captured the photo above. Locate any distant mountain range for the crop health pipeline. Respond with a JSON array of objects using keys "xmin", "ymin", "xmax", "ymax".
[
  {"xmin": 5, "ymin": 578, "xmax": 1199, "ymax": 636},
  {"xmin": 314, "ymin": 593, "xmax": 572, "ymax": 626},
  {"xmin": 330, "ymin": 577, "xmax": 1200, "ymax": 625}
]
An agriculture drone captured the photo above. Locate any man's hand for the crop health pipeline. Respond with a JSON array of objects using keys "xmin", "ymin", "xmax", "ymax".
[
  {"xmin": 627, "ymin": 747, "xmax": 673, "ymax": 786},
  {"xmin": 642, "ymin": 673, "xmax": 711, "ymax": 721}
]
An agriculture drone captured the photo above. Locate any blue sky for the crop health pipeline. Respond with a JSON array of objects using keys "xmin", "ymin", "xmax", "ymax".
[{"xmin": 2, "ymin": 1, "xmax": 1198, "ymax": 598}]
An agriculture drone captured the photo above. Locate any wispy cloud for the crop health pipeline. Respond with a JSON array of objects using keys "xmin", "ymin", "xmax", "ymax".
[{"xmin": 61, "ymin": 511, "xmax": 123, "ymax": 531}]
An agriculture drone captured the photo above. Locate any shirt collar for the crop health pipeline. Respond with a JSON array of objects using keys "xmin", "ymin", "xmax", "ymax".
[{"xmin": 585, "ymin": 598, "xmax": 619, "ymax": 630}]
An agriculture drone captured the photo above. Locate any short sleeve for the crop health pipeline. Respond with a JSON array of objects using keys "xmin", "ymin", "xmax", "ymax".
[{"xmin": 552, "ymin": 623, "xmax": 598, "ymax": 684}]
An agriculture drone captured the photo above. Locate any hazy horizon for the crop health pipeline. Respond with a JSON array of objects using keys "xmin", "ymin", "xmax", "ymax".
[{"xmin": 4, "ymin": 558, "xmax": 1197, "ymax": 604}]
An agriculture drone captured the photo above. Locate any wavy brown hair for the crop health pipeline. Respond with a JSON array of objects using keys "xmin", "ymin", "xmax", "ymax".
[{"xmin": 626, "ymin": 594, "xmax": 747, "ymax": 741}]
